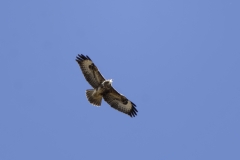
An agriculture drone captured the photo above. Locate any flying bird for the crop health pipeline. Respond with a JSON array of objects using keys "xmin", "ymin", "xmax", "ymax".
[{"xmin": 76, "ymin": 54, "xmax": 138, "ymax": 117}]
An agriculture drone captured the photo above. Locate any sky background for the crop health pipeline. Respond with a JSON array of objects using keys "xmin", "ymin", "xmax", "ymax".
[{"xmin": 0, "ymin": 0, "xmax": 240, "ymax": 159}]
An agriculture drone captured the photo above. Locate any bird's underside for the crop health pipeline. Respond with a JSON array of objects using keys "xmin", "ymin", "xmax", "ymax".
[{"xmin": 76, "ymin": 54, "xmax": 138, "ymax": 117}]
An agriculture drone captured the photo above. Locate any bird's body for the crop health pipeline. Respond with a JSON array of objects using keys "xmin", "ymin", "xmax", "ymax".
[
  {"xmin": 85, "ymin": 79, "xmax": 112, "ymax": 106},
  {"xmin": 76, "ymin": 54, "xmax": 137, "ymax": 117}
]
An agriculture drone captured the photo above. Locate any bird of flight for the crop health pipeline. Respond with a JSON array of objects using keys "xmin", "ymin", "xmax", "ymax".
[{"xmin": 76, "ymin": 54, "xmax": 138, "ymax": 117}]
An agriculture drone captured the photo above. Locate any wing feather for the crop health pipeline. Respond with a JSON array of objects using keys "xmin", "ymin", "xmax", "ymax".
[
  {"xmin": 103, "ymin": 88, "xmax": 138, "ymax": 117},
  {"xmin": 76, "ymin": 54, "xmax": 105, "ymax": 88}
]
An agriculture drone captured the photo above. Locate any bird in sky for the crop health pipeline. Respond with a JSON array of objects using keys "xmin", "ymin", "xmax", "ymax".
[{"xmin": 76, "ymin": 54, "xmax": 138, "ymax": 117}]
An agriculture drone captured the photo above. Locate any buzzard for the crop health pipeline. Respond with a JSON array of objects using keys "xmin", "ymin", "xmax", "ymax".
[{"xmin": 76, "ymin": 54, "xmax": 138, "ymax": 117}]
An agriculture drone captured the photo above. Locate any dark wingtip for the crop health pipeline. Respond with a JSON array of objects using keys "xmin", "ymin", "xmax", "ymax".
[
  {"xmin": 76, "ymin": 54, "xmax": 92, "ymax": 62},
  {"xmin": 129, "ymin": 101, "xmax": 138, "ymax": 117},
  {"xmin": 86, "ymin": 55, "xmax": 92, "ymax": 61}
]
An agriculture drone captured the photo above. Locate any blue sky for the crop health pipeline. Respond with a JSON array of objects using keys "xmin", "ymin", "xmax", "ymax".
[{"xmin": 1, "ymin": 0, "xmax": 240, "ymax": 159}]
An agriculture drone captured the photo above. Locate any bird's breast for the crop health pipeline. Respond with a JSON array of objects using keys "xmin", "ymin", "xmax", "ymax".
[{"xmin": 94, "ymin": 85, "xmax": 109, "ymax": 96}]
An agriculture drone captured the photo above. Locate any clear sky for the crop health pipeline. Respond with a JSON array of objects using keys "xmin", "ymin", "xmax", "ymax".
[{"xmin": 1, "ymin": 0, "xmax": 240, "ymax": 159}]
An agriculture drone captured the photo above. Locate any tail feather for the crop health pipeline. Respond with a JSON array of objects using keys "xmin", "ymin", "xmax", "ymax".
[{"xmin": 86, "ymin": 89, "xmax": 102, "ymax": 106}]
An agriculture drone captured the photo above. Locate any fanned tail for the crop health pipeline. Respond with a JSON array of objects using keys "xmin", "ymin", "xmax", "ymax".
[{"xmin": 86, "ymin": 89, "xmax": 102, "ymax": 106}]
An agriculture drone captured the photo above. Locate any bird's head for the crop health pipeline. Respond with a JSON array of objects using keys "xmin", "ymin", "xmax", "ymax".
[{"xmin": 103, "ymin": 79, "xmax": 113, "ymax": 87}]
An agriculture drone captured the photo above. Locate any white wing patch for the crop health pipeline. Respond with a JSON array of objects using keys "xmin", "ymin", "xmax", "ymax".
[{"xmin": 113, "ymin": 100, "xmax": 132, "ymax": 111}]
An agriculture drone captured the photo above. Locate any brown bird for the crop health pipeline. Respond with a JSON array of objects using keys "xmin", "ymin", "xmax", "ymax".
[{"xmin": 76, "ymin": 54, "xmax": 137, "ymax": 117}]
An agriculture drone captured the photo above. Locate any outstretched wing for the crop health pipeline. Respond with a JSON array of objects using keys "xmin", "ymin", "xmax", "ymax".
[
  {"xmin": 76, "ymin": 54, "xmax": 105, "ymax": 88},
  {"xmin": 103, "ymin": 88, "xmax": 138, "ymax": 117}
]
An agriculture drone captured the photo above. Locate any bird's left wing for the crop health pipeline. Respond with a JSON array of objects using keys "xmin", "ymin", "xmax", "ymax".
[
  {"xmin": 103, "ymin": 88, "xmax": 138, "ymax": 117},
  {"xmin": 76, "ymin": 54, "xmax": 105, "ymax": 88}
]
